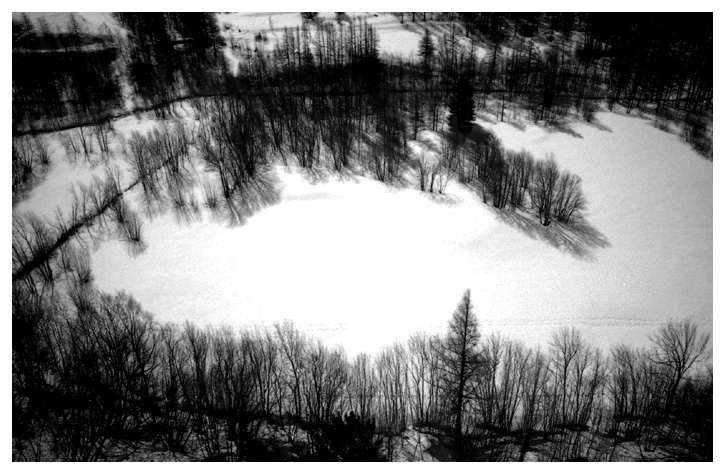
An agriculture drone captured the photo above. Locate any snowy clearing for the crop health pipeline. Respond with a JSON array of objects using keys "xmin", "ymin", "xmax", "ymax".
[{"xmin": 18, "ymin": 111, "xmax": 705, "ymax": 357}]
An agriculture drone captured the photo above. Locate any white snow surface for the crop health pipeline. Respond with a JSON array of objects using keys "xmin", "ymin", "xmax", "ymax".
[
  {"xmin": 348, "ymin": 12, "xmax": 422, "ymax": 59},
  {"xmin": 35, "ymin": 111, "xmax": 706, "ymax": 357},
  {"xmin": 12, "ymin": 12, "xmax": 126, "ymax": 36}
]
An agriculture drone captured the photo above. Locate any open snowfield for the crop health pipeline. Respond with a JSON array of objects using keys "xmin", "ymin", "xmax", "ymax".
[
  {"xmin": 11, "ymin": 12, "xmax": 125, "ymax": 36},
  {"xmin": 16, "ymin": 107, "xmax": 711, "ymax": 356}
]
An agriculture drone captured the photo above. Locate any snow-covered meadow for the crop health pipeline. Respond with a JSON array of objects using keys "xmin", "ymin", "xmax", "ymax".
[
  {"xmin": 12, "ymin": 12, "xmax": 713, "ymax": 358},
  {"xmin": 16, "ymin": 108, "xmax": 712, "ymax": 357}
]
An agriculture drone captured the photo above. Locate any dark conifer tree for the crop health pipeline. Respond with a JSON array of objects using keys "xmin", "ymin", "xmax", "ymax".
[
  {"xmin": 439, "ymin": 289, "xmax": 482, "ymax": 458},
  {"xmin": 447, "ymin": 75, "xmax": 475, "ymax": 135},
  {"xmin": 418, "ymin": 28, "xmax": 435, "ymax": 80}
]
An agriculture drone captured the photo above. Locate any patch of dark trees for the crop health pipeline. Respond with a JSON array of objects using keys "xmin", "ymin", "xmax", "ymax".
[
  {"xmin": 13, "ymin": 13, "xmax": 712, "ymax": 145},
  {"xmin": 12, "ymin": 13, "xmax": 226, "ymax": 132},
  {"xmin": 12, "ymin": 46, "xmax": 121, "ymax": 130},
  {"xmin": 115, "ymin": 13, "xmax": 227, "ymax": 115},
  {"xmin": 12, "ymin": 13, "xmax": 123, "ymax": 132},
  {"xmin": 13, "ymin": 280, "xmax": 712, "ymax": 461}
]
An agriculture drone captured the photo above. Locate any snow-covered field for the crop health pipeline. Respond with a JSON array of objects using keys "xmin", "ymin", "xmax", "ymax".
[
  {"xmin": 16, "ymin": 109, "xmax": 711, "ymax": 357},
  {"xmin": 12, "ymin": 12, "xmax": 712, "ymax": 358}
]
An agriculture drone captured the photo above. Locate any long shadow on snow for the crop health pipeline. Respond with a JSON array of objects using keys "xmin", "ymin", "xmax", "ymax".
[
  {"xmin": 539, "ymin": 119, "xmax": 584, "ymax": 139},
  {"xmin": 492, "ymin": 208, "xmax": 611, "ymax": 262},
  {"xmin": 212, "ymin": 168, "xmax": 282, "ymax": 226}
]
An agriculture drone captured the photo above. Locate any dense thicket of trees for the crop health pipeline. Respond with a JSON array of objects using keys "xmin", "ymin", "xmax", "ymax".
[
  {"xmin": 12, "ymin": 279, "xmax": 711, "ymax": 461},
  {"xmin": 116, "ymin": 13, "xmax": 227, "ymax": 114},
  {"xmin": 12, "ymin": 40, "xmax": 121, "ymax": 130}
]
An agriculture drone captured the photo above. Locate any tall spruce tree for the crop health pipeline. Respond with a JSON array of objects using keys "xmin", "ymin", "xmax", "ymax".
[
  {"xmin": 448, "ymin": 75, "xmax": 475, "ymax": 135},
  {"xmin": 418, "ymin": 28, "xmax": 435, "ymax": 79},
  {"xmin": 439, "ymin": 289, "xmax": 482, "ymax": 458}
]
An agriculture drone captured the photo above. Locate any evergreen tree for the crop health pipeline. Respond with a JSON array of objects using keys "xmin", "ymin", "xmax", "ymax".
[
  {"xmin": 418, "ymin": 28, "xmax": 435, "ymax": 79},
  {"xmin": 447, "ymin": 75, "xmax": 475, "ymax": 135},
  {"xmin": 439, "ymin": 289, "xmax": 482, "ymax": 458}
]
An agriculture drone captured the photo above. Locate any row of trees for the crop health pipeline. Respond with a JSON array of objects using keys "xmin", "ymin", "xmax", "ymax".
[
  {"xmin": 14, "ymin": 13, "xmax": 711, "ymax": 146},
  {"xmin": 12, "ymin": 46, "xmax": 121, "ymax": 130},
  {"xmin": 13, "ymin": 280, "xmax": 712, "ymax": 461},
  {"xmin": 416, "ymin": 126, "xmax": 586, "ymax": 226},
  {"xmin": 452, "ymin": 13, "xmax": 712, "ymax": 115}
]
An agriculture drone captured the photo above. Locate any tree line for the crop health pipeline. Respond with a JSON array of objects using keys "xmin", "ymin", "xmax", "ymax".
[
  {"xmin": 13, "ymin": 13, "xmax": 712, "ymax": 145},
  {"xmin": 13, "ymin": 280, "xmax": 711, "ymax": 461},
  {"xmin": 12, "ymin": 12, "xmax": 122, "ymax": 133},
  {"xmin": 12, "ymin": 11, "xmax": 711, "ymax": 212}
]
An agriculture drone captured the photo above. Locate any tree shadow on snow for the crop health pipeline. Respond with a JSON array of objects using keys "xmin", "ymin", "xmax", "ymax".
[
  {"xmin": 540, "ymin": 119, "xmax": 584, "ymax": 139},
  {"xmin": 492, "ymin": 208, "xmax": 611, "ymax": 262},
  {"xmin": 214, "ymin": 168, "xmax": 282, "ymax": 226},
  {"xmin": 421, "ymin": 191, "xmax": 459, "ymax": 206},
  {"xmin": 581, "ymin": 115, "xmax": 613, "ymax": 133},
  {"xmin": 294, "ymin": 165, "xmax": 361, "ymax": 186}
]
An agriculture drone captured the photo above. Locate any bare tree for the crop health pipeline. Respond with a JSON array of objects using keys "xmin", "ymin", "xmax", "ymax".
[
  {"xmin": 548, "ymin": 327, "xmax": 584, "ymax": 428},
  {"xmin": 156, "ymin": 323, "xmax": 193, "ymax": 453},
  {"xmin": 416, "ymin": 156, "xmax": 434, "ymax": 192},
  {"xmin": 179, "ymin": 322, "xmax": 219, "ymax": 459},
  {"xmin": 518, "ymin": 347, "xmax": 550, "ymax": 461},
  {"xmin": 375, "ymin": 343, "xmax": 409, "ymax": 459},
  {"xmin": 407, "ymin": 333, "xmax": 439, "ymax": 426},
  {"xmin": 274, "ymin": 321, "xmax": 307, "ymax": 426},
  {"xmin": 347, "ymin": 353, "xmax": 378, "ymax": 421},
  {"xmin": 506, "ymin": 150, "xmax": 534, "ymax": 209},
  {"xmin": 494, "ymin": 338, "xmax": 528, "ymax": 431},
  {"xmin": 75, "ymin": 125, "xmax": 93, "ymax": 157},
  {"xmin": 649, "ymin": 320, "xmax": 710, "ymax": 419},
  {"xmin": 302, "ymin": 341, "xmax": 347, "ymax": 427},
  {"xmin": 93, "ymin": 121, "xmax": 114, "ymax": 158},
  {"xmin": 553, "ymin": 170, "xmax": 586, "ymax": 224},
  {"xmin": 530, "ymin": 155, "xmax": 559, "ymax": 226}
]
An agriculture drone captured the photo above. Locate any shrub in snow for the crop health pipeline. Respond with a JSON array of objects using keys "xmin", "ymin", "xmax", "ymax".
[{"xmin": 305, "ymin": 412, "xmax": 384, "ymax": 461}]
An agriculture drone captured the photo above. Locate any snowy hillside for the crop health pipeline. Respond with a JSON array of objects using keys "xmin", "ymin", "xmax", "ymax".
[{"xmin": 11, "ymin": 12, "xmax": 126, "ymax": 36}]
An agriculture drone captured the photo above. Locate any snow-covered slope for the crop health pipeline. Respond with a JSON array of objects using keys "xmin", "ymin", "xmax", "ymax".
[{"xmin": 12, "ymin": 12, "xmax": 126, "ymax": 36}]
